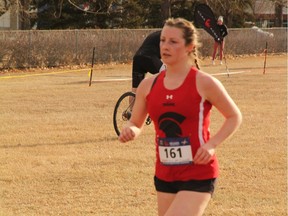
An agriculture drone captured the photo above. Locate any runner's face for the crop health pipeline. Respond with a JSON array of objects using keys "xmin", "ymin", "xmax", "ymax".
[{"xmin": 160, "ymin": 26, "xmax": 190, "ymax": 66}]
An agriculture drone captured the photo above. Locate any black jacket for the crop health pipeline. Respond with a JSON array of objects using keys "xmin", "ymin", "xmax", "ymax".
[
  {"xmin": 135, "ymin": 31, "xmax": 161, "ymax": 58},
  {"xmin": 216, "ymin": 24, "xmax": 228, "ymax": 42}
]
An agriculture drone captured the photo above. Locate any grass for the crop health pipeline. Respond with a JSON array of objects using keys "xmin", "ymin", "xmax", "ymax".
[{"xmin": 0, "ymin": 55, "xmax": 287, "ymax": 215}]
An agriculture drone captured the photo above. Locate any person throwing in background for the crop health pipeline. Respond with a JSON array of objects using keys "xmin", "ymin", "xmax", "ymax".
[
  {"xmin": 119, "ymin": 17, "xmax": 242, "ymax": 216},
  {"xmin": 132, "ymin": 30, "xmax": 165, "ymax": 94},
  {"xmin": 212, "ymin": 16, "xmax": 228, "ymax": 65}
]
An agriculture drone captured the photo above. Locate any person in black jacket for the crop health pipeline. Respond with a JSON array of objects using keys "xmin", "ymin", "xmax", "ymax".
[
  {"xmin": 212, "ymin": 16, "xmax": 228, "ymax": 65},
  {"xmin": 132, "ymin": 30, "xmax": 165, "ymax": 93}
]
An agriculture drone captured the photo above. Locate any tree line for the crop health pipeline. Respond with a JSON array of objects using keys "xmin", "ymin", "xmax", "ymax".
[{"xmin": 1, "ymin": 0, "xmax": 286, "ymax": 29}]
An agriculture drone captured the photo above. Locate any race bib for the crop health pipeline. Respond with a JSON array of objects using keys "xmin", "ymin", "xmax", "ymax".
[{"xmin": 158, "ymin": 137, "xmax": 193, "ymax": 165}]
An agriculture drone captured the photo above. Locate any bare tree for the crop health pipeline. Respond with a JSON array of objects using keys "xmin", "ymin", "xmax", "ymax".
[
  {"xmin": 161, "ymin": 0, "xmax": 171, "ymax": 23},
  {"xmin": 205, "ymin": 0, "xmax": 253, "ymax": 27},
  {"xmin": 0, "ymin": 0, "xmax": 10, "ymax": 13},
  {"xmin": 274, "ymin": 0, "xmax": 287, "ymax": 27}
]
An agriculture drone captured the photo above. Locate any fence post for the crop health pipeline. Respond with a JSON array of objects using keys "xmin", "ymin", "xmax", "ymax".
[{"xmin": 75, "ymin": 29, "xmax": 78, "ymax": 61}]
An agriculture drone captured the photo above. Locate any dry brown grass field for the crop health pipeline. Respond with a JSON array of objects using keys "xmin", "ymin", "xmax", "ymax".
[{"xmin": 0, "ymin": 54, "xmax": 287, "ymax": 216}]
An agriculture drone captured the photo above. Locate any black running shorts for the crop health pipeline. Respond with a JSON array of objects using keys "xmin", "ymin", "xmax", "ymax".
[{"xmin": 154, "ymin": 176, "xmax": 217, "ymax": 194}]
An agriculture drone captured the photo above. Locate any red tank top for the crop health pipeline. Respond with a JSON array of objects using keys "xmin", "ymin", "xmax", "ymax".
[{"xmin": 146, "ymin": 67, "xmax": 219, "ymax": 181}]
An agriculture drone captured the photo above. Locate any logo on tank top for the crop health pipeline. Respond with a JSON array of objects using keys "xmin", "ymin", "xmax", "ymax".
[
  {"xmin": 163, "ymin": 94, "xmax": 175, "ymax": 106},
  {"xmin": 166, "ymin": 95, "xmax": 173, "ymax": 99},
  {"xmin": 158, "ymin": 112, "xmax": 186, "ymax": 137}
]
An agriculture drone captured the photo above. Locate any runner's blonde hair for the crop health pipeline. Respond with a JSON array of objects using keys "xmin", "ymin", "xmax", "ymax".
[{"xmin": 164, "ymin": 18, "xmax": 201, "ymax": 69}]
